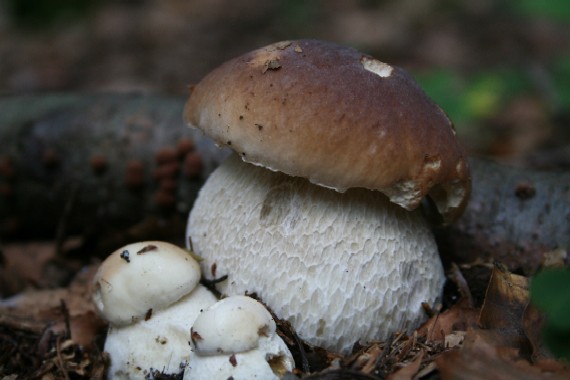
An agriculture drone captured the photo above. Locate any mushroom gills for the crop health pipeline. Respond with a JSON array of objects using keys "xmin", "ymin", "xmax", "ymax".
[{"xmin": 187, "ymin": 155, "xmax": 445, "ymax": 353}]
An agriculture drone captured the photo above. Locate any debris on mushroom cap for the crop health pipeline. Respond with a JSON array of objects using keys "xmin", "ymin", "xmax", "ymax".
[
  {"xmin": 184, "ymin": 39, "xmax": 471, "ymax": 222},
  {"xmin": 190, "ymin": 295, "xmax": 277, "ymax": 355},
  {"xmin": 105, "ymin": 285, "xmax": 217, "ymax": 379},
  {"xmin": 185, "ymin": 295, "xmax": 295, "ymax": 380},
  {"xmin": 92, "ymin": 241, "xmax": 201, "ymax": 326},
  {"xmin": 188, "ymin": 156, "xmax": 445, "ymax": 354}
]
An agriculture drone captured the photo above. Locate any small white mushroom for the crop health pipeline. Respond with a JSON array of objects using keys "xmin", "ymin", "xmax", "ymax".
[
  {"xmin": 92, "ymin": 241, "xmax": 217, "ymax": 379},
  {"xmin": 92, "ymin": 241, "xmax": 203, "ymax": 325},
  {"xmin": 190, "ymin": 295, "xmax": 275, "ymax": 355},
  {"xmin": 184, "ymin": 296, "xmax": 294, "ymax": 380}
]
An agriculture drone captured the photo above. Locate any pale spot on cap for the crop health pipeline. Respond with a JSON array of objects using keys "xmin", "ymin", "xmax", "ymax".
[{"xmin": 361, "ymin": 56, "xmax": 393, "ymax": 78}]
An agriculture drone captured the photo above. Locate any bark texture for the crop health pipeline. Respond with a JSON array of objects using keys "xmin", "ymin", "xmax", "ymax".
[
  {"xmin": 437, "ymin": 157, "xmax": 570, "ymax": 275},
  {"xmin": 0, "ymin": 93, "xmax": 228, "ymax": 242}
]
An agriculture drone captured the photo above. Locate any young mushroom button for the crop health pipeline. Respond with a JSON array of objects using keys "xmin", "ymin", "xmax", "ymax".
[
  {"xmin": 185, "ymin": 296, "xmax": 294, "ymax": 380},
  {"xmin": 185, "ymin": 39, "xmax": 471, "ymax": 354},
  {"xmin": 92, "ymin": 241, "xmax": 202, "ymax": 325},
  {"xmin": 190, "ymin": 295, "xmax": 276, "ymax": 354}
]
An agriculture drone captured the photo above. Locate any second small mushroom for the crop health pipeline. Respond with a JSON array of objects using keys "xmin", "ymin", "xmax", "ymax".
[
  {"xmin": 185, "ymin": 40, "xmax": 471, "ymax": 353},
  {"xmin": 185, "ymin": 295, "xmax": 294, "ymax": 379}
]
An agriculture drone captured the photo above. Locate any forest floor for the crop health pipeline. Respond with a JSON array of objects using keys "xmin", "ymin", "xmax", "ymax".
[{"xmin": 0, "ymin": 1, "xmax": 569, "ymax": 378}]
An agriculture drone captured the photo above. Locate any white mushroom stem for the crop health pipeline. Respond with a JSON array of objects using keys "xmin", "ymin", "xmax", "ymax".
[
  {"xmin": 187, "ymin": 156, "xmax": 445, "ymax": 354},
  {"xmin": 105, "ymin": 285, "xmax": 216, "ymax": 379},
  {"xmin": 184, "ymin": 296, "xmax": 294, "ymax": 380}
]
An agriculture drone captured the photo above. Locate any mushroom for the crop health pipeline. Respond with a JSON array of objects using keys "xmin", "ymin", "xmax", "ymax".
[
  {"xmin": 184, "ymin": 40, "xmax": 471, "ymax": 353},
  {"xmin": 92, "ymin": 241, "xmax": 217, "ymax": 379},
  {"xmin": 184, "ymin": 295, "xmax": 294, "ymax": 379}
]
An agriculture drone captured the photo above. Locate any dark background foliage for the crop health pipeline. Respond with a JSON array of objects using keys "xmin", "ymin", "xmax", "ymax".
[{"xmin": 1, "ymin": 0, "xmax": 569, "ymax": 167}]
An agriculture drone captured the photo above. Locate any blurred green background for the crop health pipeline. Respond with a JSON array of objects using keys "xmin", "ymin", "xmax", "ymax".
[{"xmin": 0, "ymin": 0, "xmax": 568, "ymax": 167}]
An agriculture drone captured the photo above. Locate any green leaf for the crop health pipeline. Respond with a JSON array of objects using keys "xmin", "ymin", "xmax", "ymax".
[
  {"xmin": 514, "ymin": 0, "xmax": 570, "ymax": 23},
  {"xmin": 550, "ymin": 54, "xmax": 570, "ymax": 109},
  {"xmin": 415, "ymin": 70, "xmax": 470, "ymax": 127},
  {"xmin": 415, "ymin": 67, "xmax": 533, "ymax": 134},
  {"xmin": 542, "ymin": 323, "xmax": 570, "ymax": 362},
  {"xmin": 531, "ymin": 268, "xmax": 570, "ymax": 330}
]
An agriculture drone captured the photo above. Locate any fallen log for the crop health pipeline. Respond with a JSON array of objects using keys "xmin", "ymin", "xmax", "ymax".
[
  {"xmin": 0, "ymin": 93, "xmax": 228, "ymax": 245},
  {"xmin": 0, "ymin": 93, "xmax": 567, "ymax": 274},
  {"xmin": 437, "ymin": 157, "xmax": 570, "ymax": 275}
]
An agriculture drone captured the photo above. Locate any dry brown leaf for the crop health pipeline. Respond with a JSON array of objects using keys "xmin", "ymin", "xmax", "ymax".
[
  {"xmin": 436, "ymin": 329, "xmax": 570, "ymax": 380},
  {"xmin": 0, "ymin": 239, "xmax": 89, "ymax": 297},
  {"xmin": 435, "ymin": 264, "xmax": 570, "ymax": 379},
  {"xmin": 357, "ymin": 344, "xmax": 384, "ymax": 374},
  {"xmin": 417, "ymin": 298, "xmax": 479, "ymax": 344},
  {"xmin": 522, "ymin": 301, "xmax": 550, "ymax": 361},
  {"xmin": 44, "ymin": 310, "xmax": 107, "ymax": 351},
  {"xmin": 0, "ymin": 242, "xmax": 57, "ymax": 294},
  {"xmin": 0, "ymin": 263, "xmax": 99, "ymax": 320},
  {"xmin": 386, "ymin": 350, "xmax": 424, "ymax": 380},
  {"xmin": 479, "ymin": 263, "xmax": 532, "ymax": 354}
]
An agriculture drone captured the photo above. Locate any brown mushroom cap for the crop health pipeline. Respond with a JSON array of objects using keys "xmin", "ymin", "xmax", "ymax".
[{"xmin": 185, "ymin": 39, "xmax": 470, "ymax": 221}]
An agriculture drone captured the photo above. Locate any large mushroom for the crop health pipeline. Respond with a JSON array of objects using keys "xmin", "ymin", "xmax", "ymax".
[{"xmin": 185, "ymin": 40, "xmax": 470, "ymax": 353}]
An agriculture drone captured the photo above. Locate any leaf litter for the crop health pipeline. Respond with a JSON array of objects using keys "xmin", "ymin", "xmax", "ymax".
[{"xmin": 1, "ymin": 242, "xmax": 569, "ymax": 379}]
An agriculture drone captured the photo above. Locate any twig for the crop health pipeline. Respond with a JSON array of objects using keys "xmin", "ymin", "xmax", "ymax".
[
  {"xmin": 54, "ymin": 335, "xmax": 71, "ymax": 380},
  {"xmin": 60, "ymin": 299, "xmax": 71, "ymax": 341},
  {"xmin": 55, "ymin": 182, "xmax": 80, "ymax": 257}
]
